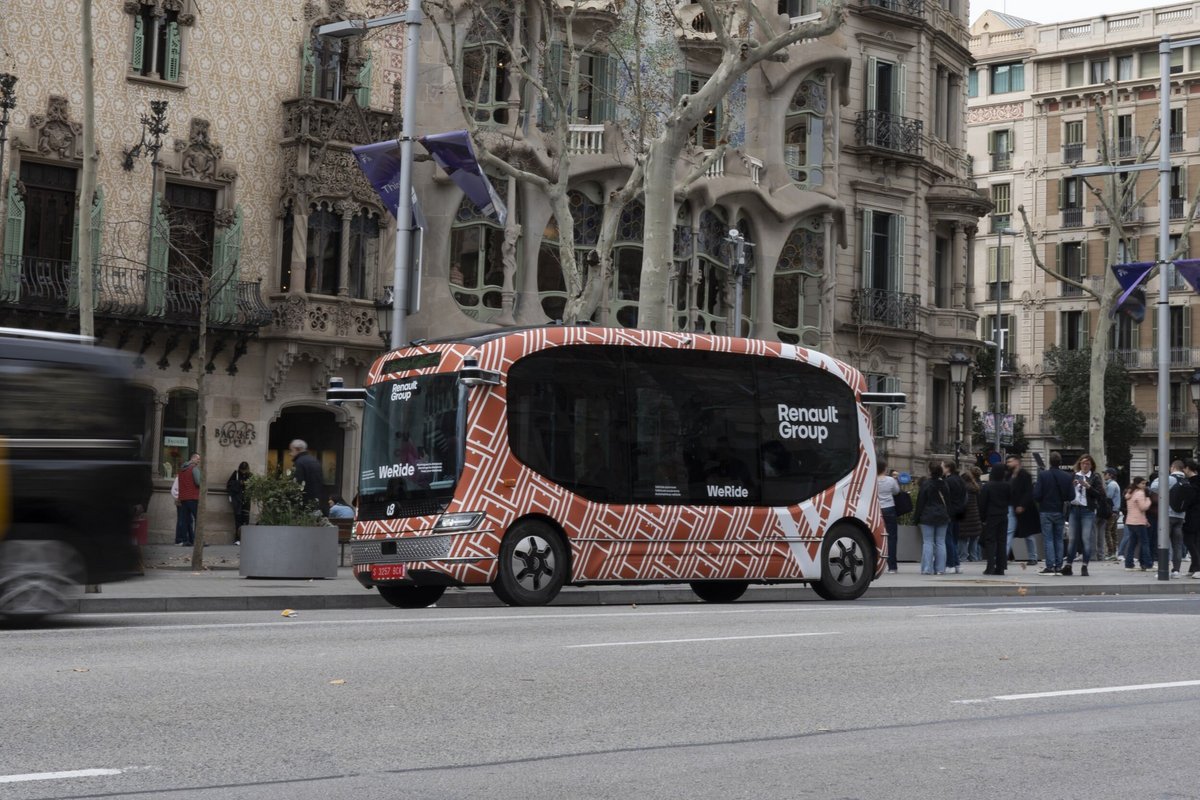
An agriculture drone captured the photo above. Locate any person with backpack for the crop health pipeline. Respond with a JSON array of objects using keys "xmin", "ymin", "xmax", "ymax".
[
  {"xmin": 1181, "ymin": 459, "xmax": 1200, "ymax": 578},
  {"xmin": 1006, "ymin": 454, "xmax": 1040, "ymax": 565},
  {"xmin": 225, "ymin": 461, "xmax": 252, "ymax": 543},
  {"xmin": 1149, "ymin": 460, "xmax": 1188, "ymax": 578},
  {"xmin": 942, "ymin": 461, "xmax": 968, "ymax": 574},
  {"xmin": 1063, "ymin": 453, "xmax": 1104, "ymax": 576},
  {"xmin": 914, "ymin": 461, "xmax": 952, "ymax": 575},
  {"xmin": 1033, "ymin": 451, "xmax": 1074, "ymax": 574},
  {"xmin": 979, "ymin": 464, "xmax": 1013, "ymax": 575}
]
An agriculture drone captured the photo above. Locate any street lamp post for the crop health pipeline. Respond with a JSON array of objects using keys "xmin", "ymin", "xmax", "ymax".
[
  {"xmin": 723, "ymin": 228, "xmax": 753, "ymax": 336},
  {"xmin": 949, "ymin": 351, "xmax": 971, "ymax": 459},
  {"xmin": 994, "ymin": 225, "xmax": 1018, "ymax": 457},
  {"xmin": 0, "ymin": 73, "xmax": 17, "ymax": 247},
  {"xmin": 318, "ymin": 5, "xmax": 420, "ymax": 351},
  {"xmin": 1190, "ymin": 369, "xmax": 1200, "ymax": 459},
  {"xmin": 122, "ymin": 100, "xmax": 170, "ymax": 273}
]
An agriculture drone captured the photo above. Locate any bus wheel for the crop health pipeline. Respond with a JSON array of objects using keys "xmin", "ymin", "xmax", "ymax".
[
  {"xmin": 811, "ymin": 524, "xmax": 872, "ymax": 601},
  {"xmin": 492, "ymin": 521, "xmax": 567, "ymax": 606},
  {"xmin": 377, "ymin": 584, "xmax": 445, "ymax": 609},
  {"xmin": 689, "ymin": 580, "xmax": 748, "ymax": 603},
  {"xmin": 0, "ymin": 539, "xmax": 84, "ymax": 621}
]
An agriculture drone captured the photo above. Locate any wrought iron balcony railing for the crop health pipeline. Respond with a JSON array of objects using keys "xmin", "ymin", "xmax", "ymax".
[
  {"xmin": 1170, "ymin": 132, "xmax": 1185, "ymax": 153},
  {"xmin": 991, "ymin": 152, "xmax": 1011, "ymax": 171},
  {"xmin": 855, "ymin": 110, "xmax": 923, "ymax": 157},
  {"xmin": 1093, "ymin": 204, "xmax": 1144, "ymax": 226},
  {"xmin": 1170, "ymin": 197, "xmax": 1186, "ymax": 220},
  {"xmin": 864, "ymin": 0, "xmax": 925, "ymax": 19},
  {"xmin": 1063, "ymin": 143, "xmax": 1084, "ymax": 163},
  {"xmin": 1062, "ymin": 207, "xmax": 1084, "ymax": 228},
  {"xmin": 851, "ymin": 287, "xmax": 920, "ymax": 330},
  {"xmin": 990, "ymin": 214, "xmax": 1011, "ymax": 233},
  {"xmin": 0, "ymin": 256, "xmax": 271, "ymax": 329}
]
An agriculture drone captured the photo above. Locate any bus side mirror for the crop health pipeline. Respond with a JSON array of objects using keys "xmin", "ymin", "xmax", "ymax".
[
  {"xmin": 327, "ymin": 377, "xmax": 367, "ymax": 404},
  {"xmin": 459, "ymin": 367, "xmax": 501, "ymax": 387},
  {"xmin": 861, "ymin": 392, "xmax": 906, "ymax": 407}
]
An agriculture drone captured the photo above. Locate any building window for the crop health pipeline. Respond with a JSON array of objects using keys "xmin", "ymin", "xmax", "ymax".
[
  {"xmin": 1117, "ymin": 54, "xmax": 1134, "ymax": 80},
  {"xmin": 462, "ymin": 4, "xmax": 513, "ymax": 125},
  {"xmin": 305, "ymin": 203, "xmax": 342, "ymax": 296},
  {"xmin": 990, "ymin": 183, "xmax": 1011, "ymax": 231},
  {"xmin": 1170, "ymin": 108, "xmax": 1185, "ymax": 153},
  {"xmin": 165, "ymin": 182, "xmax": 216, "ymax": 280},
  {"xmin": 860, "ymin": 210, "xmax": 904, "ymax": 292},
  {"xmin": 683, "ymin": 208, "xmax": 745, "ymax": 335},
  {"xmin": 1059, "ymin": 241, "xmax": 1086, "ymax": 296},
  {"xmin": 984, "ymin": 313, "xmax": 1015, "ymax": 365},
  {"xmin": 777, "ymin": 0, "xmax": 818, "ymax": 17},
  {"xmin": 773, "ymin": 222, "xmax": 823, "ymax": 346},
  {"xmin": 1089, "ymin": 58, "xmax": 1109, "ymax": 84},
  {"xmin": 537, "ymin": 191, "xmax": 602, "ymax": 321},
  {"xmin": 1064, "ymin": 120, "xmax": 1084, "ymax": 163},
  {"xmin": 1060, "ymin": 176, "xmax": 1084, "ymax": 227},
  {"xmin": 1062, "ymin": 310, "xmax": 1087, "ymax": 350},
  {"xmin": 1109, "ymin": 314, "xmax": 1138, "ymax": 351},
  {"xmin": 348, "ymin": 210, "xmax": 379, "ymax": 300},
  {"xmin": 967, "ymin": 68, "xmax": 978, "ymax": 98},
  {"xmin": 541, "ymin": 45, "xmax": 617, "ymax": 126},
  {"xmin": 161, "ymin": 388, "xmax": 198, "ymax": 477},
  {"xmin": 988, "ymin": 129, "xmax": 1012, "ymax": 171},
  {"xmin": 987, "ymin": 245, "xmax": 1012, "ymax": 301},
  {"xmin": 990, "ymin": 62, "xmax": 1024, "ymax": 94},
  {"xmin": 12, "ymin": 161, "xmax": 78, "ymax": 301},
  {"xmin": 450, "ymin": 187, "xmax": 506, "ymax": 319},
  {"xmin": 130, "ymin": 4, "xmax": 183, "ymax": 82},
  {"xmin": 933, "ymin": 235, "xmax": 950, "ymax": 308},
  {"xmin": 867, "ymin": 374, "xmax": 900, "ymax": 438},
  {"xmin": 675, "ymin": 71, "xmax": 721, "ymax": 149},
  {"xmin": 1066, "ymin": 60, "xmax": 1084, "ymax": 87},
  {"xmin": 784, "ymin": 75, "xmax": 825, "ymax": 187},
  {"xmin": 611, "ymin": 201, "xmax": 644, "ymax": 328}
]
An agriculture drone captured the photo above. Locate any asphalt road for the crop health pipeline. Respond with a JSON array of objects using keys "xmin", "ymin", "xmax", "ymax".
[{"xmin": 4, "ymin": 594, "xmax": 1200, "ymax": 800}]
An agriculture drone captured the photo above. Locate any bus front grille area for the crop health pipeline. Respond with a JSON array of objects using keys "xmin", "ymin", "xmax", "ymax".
[{"xmin": 351, "ymin": 536, "xmax": 452, "ymax": 564}]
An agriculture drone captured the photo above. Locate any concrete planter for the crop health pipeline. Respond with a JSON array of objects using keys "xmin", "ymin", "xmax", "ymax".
[
  {"xmin": 239, "ymin": 525, "xmax": 338, "ymax": 579},
  {"xmin": 897, "ymin": 525, "xmax": 922, "ymax": 562}
]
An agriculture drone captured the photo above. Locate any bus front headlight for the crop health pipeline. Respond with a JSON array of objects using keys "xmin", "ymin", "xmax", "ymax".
[{"xmin": 434, "ymin": 512, "xmax": 485, "ymax": 531}]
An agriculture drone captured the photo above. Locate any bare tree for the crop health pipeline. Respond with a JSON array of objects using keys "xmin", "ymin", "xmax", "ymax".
[
  {"xmin": 1016, "ymin": 89, "xmax": 1200, "ymax": 462},
  {"xmin": 77, "ymin": 0, "xmax": 97, "ymax": 336}
]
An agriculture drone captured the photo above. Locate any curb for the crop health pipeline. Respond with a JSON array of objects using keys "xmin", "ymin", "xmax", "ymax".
[{"xmin": 71, "ymin": 580, "xmax": 1200, "ymax": 615}]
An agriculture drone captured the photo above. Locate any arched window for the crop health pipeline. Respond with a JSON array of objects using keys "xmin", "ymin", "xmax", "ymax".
[
  {"xmin": 463, "ymin": 4, "xmax": 513, "ymax": 125},
  {"xmin": 610, "ymin": 201, "xmax": 644, "ymax": 328},
  {"xmin": 161, "ymin": 388, "xmax": 198, "ymax": 477},
  {"xmin": 449, "ymin": 185, "xmax": 506, "ymax": 319},
  {"xmin": 774, "ymin": 221, "xmax": 824, "ymax": 346},
  {"xmin": 673, "ymin": 203, "xmax": 693, "ymax": 331},
  {"xmin": 305, "ymin": 203, "xmax": 342, "ymax": 295},
  {"xmin": 784, "ymin": 74, "xmax": 827, "ymax": 189},
  {"xmin": 692, "ymin": 208, "xmax": 735, "ymax": 334},
  {"xmin": 349, "ymin": 209, "xmax": 380, "ymax": 300},
  {"xmin": 538, "ymin": 191, "xmax": 602, "ymax": 320}
]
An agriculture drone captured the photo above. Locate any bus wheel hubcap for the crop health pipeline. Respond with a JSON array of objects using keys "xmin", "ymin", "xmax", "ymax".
[
  {"xmin": 828, "ymin": 537, "xmax": 864, "ymax": 586},
  {"xmin": 512, "ymin": 535, "xmax": 555, "ymax": 593}
]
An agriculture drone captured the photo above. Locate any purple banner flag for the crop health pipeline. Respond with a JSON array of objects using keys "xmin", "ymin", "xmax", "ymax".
[
  {"xmin": 1175, "ymin": 259, "xmax": 1200, "ymax": 293},
  {"xmin": 418, "ymin": 130, "xmax": 507, "ymax": 225},
  {"xmin": 1109, "ymin": 261, "xmax": 1155, "ymax": 318},
  {"xmin": 350, "ymin": 140, "xmax": 424, "ymax": 229}
]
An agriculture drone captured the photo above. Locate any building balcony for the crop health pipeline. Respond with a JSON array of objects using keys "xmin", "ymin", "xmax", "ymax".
[
  {"xmin": 0, "ymin": 256, "xmax": 271, "ymax": 331},
  {"xmin": 862, "ymin": 0, "xmax": 925, "ymax": 21},
  {"xmin": 1113, "ymin": 136, "xmax": 1144, "ymax": 159},
  {"xmin": 1171, "ymin": 132, "xmax": 1185, "ymax": 153},
  {"xmin": 281, "ymin": 97, "xmax": 398, "ymax": 146},
  {"xmin": 1063, "ymin": 143, "xmax": 1084, "ymax": 164},
  {"xmin": 1109, "ymin": 347, "xmax": 1198, "ymax": 370},
  {"xmin": 850, "ymin": 287, "xmax": 920, "ymax": 330},
  {"xmin": 567, "ymin": 123, "xmax": 605, "ymax": 155},
  {"xmin": 1143, "ymin": 412, "xmax": 1198, "ymax": 435},
  {"xmin": 1170, "ymin": 197, "xmax": 1186, "ymax": 220},
  {"xmin": 855, "ymin": 110, "xmax": 923, "ymax": 157},
  {"xmin": 990, "ymin": 214, "xmax": 1012, "ymax": 233},
  {"xmin": 991, "ymin": 152, "xmax": 1011, "ymax": 171},
  {"xmin": 1093, "ymin": 204, "xmax": 1144, "ymax": 226},
  {"xmin": 1062, "ymin": 207, "xmax": 1084, "ymax": 228}
]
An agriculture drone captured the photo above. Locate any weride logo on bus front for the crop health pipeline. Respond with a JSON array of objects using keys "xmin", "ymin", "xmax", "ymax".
[{"xmin": 776, "ymin": 403, "xmax": 840, "ymax": 443}]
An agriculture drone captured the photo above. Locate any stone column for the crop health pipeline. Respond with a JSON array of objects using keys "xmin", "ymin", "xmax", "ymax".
[
  {"xmin": 290, "ymin": 207, "xmax": 308, "ymax": 294},
  {"xmin": 152, "ymin": 392, "xmax": 168, "ymax": 479},
  {"xmin": 952, "ymin": 221, "xmax": 967, "ymax": 308},
  {"xmin": 337, "ymin": 201, "xmax": 353, "ymax": 298},
  {"xmin": 965, "ymin": 224, "xmax": 978, "ymax": 311}
]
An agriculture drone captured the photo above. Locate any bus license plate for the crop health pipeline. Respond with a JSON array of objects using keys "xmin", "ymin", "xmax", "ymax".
[{"xmin": 370, "ymin": 563, "xmax": 407, "ymax": 581}]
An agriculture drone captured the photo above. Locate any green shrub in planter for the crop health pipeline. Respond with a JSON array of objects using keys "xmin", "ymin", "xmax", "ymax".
[{"xmin": 244, "ymin": 470, "xmax": 325, "ymax": 527}]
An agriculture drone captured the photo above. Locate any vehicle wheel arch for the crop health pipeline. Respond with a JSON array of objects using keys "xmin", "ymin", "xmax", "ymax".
[{"xmin": 505, "ymin": 512, "xmax": 573, "ymax": 583}]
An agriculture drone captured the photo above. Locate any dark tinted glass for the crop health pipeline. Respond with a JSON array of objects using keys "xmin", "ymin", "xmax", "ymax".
[
  {"xmin": 625, "ymin": 348, "xmax": 760, "ymax": 505},
  {"xmin": 507, "ymin": 346, "xmax": 629, "ymax": 502},
  {"xmin": 758, "ymin": 358, "xmax": 859, "ymax": 505}
]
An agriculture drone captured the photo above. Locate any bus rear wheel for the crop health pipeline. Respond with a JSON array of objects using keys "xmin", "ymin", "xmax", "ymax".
[
  {"xmin": 377, "ymin": 584, "xmax": 445, "ymax": 609},
  {"xmin": 811, "ymin": 524, "xmax": 873, "ymax": 601},
  {"xmin": 689, "ymin": 580, "xmax": 748, "ymax": 603},
  {"xmin": 492, "ymin": 521, "xmax": 567, "ymax": 606}
]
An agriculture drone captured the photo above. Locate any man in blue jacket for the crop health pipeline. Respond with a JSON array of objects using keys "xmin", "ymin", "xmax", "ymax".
[{"xmin": 1033, "ymin": 451, "xmax": 1074, "ymax": 574}]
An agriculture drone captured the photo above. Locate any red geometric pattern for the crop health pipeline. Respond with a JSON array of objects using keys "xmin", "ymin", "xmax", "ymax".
[{"xmin": 353, "ymin": 328, "xmax": 883, "ymax": 586}]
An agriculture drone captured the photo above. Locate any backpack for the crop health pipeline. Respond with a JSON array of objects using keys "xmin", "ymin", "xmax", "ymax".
[
  {"xmin": 1170, "ymin": 477, "xmax": 1194, "ymax": 514},
  {"xmin": 946, "ymin": 476, "xmax": 968, "ymax": 520},
  {"xmin": 1095, "ymin": 488, "xmax": 1113, "ymax": 520}
]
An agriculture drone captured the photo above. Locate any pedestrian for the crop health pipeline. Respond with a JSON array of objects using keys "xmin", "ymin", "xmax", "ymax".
[
  {"xmin": 957, "ymin": 467, "xmax": 983, "ymax": 564},
  {"xmin": 979, "ymin": 464, "xmax": 1012, "ymax": 575},
  {"xmin": 942, "ymin": 461, "xmax": 967, "ymax": 574},
  {"xmin": 1122, "ymin": 476, "xmax": 1153, "ymax": 572},
  {"xmin": 175, "ymin": 453, "xmax": 201, "ymax": 546},
  {"xmin": 1103, "ymin": 468, "xmax": 1122, "ymax": 561},
  {"xmin": 914, "ymin": 461, "xmax": 952, "ymax": 575},
  {"xmin": 226, "ymin": 461, "xmax": 251, "ymax": 543},
  {"xmin": 327, "ymin": 495, "xmax": 355, "ymax": 519},
  {"xmin": 1180, "ymin": 459, "xmax": 1200, "ymax": 578},
  {"xmin": 289, "ymin": 439, "xmax": 329, "ymax": 516},
  {"xmin": 1006, "ymin": 454, "xmax": 1040, "ymax": 565},
  {"xmin": 1033, "ymin": 451, "xmax": 1074, "ymax": 574},
  {"xmin": 1149, "ymin": 460, "xmax": 1187, "ymax": 578},
  {"xmin": 1062, "ymin": 453, "xmax": 1104, "ymax": 576},
  {"xmin": 967, "ymin": 466, "xmax": 984, "ymax": 561},
  {"xmin": 877, "ymin": 460, "xmax": 901, "ymax": 574}
]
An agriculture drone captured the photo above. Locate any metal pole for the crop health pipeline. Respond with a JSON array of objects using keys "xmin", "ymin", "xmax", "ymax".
[
  {"xmin": 1156, "ymin": 37, "xmax": 1172, "ymax": 581},
  {"xmin": 0, "ymin": 74, "xmax": 16, "ymax": 256},
  {"xmin": 733, "ymin": 234, "xmax": 744, "ymax": 335},
  {"xmin": 994, "ymin": 226, "xmax": 1003, "ymax": 456},
  {"xmin": 390, "ymin": 0, "xmax": 422, "ymax": 351},
  {"xmin": 954, "ymin": 382, "xmax": 963, "ymax": 457}
]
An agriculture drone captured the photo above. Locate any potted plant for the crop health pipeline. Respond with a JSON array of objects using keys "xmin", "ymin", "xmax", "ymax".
[
  {"xmin": 238, "ymin": 469, "xmax": 338, "ymax": 579},
  {"xmin": 895, "ymin": 481, "xmax": 922, "ymax": 563}
]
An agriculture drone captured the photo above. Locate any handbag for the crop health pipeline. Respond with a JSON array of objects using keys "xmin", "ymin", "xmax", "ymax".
[{"xmin": 893, "ymin": 490, "xmax": 913, "ymax": 516}]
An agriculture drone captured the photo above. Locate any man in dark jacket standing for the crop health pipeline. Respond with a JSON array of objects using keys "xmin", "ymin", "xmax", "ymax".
[
  {"xmin": 1006, "ymin": 454, "xmax": 1040, "ymax": 564},
  {"xmin": 289, "ymin": 439, "xmax": 328, "ymax": 516},
  {"xmin": 1033, "ymin": 451, "xmax": 1074, "ymax": 574},
  {"xmin": 1182, "ymin": 459, "xmax": 1200, "ymax": 578}
]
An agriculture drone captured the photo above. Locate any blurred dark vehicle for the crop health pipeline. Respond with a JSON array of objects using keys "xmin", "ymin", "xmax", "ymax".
[{"xmin": 0, "ymin": 328, "xmax": 150, "ymax": 620}]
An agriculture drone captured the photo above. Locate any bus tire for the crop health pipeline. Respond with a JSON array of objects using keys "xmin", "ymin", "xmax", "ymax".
[
  {"xmin": 0, "ymin": 539, "xmax": 85, "ymax": 621},
  {"xmin": 811, "ymin": 524, "xmax": 872, "ymax": 601},
  {"xmin": 377, "ymin": 584, "xmax": 445, "ymax": 609},
  {"xmin": 492, "ymin": 521, "xmax": 567, "ymax": 606},
  {"xmin": 689, "ymin": 580, "xmax": 748, "ymax": 603}
]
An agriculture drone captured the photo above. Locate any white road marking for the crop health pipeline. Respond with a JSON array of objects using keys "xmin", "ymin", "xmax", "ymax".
[
  {"xmin": 0, "ymin": 768, "xmax": 123, "ymax": 784},
  {"xmin": 955, "ymin": 679, "xmax": 1200, "ymax": 704},
  {"xmin": 919, "ymin": 607, "xmax": 1070, "ymax": 618},
  {"xmin": 566, "ymin": 632, "xmax": 840, "ymax": 649}
]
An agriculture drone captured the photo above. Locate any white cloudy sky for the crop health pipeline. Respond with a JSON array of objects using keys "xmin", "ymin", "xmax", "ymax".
[{"xmin": 970, "ymin": 1, "xmax": 1167, "ymax": 25}]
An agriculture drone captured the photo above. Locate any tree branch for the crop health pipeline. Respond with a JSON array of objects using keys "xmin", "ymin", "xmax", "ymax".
[{"xmin": 1016, "ymin": 204, "xmax": 1098, "ymax": 300}]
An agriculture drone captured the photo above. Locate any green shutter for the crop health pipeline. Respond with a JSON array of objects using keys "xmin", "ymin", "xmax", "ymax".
[
  {"xmin": 1058, "ymin": 178, "xmax": 1064, "ymax": 209},
  {"xmin": 595, "ymin": 54, "xmax": 618, "ymax": 123},
  {"xmin": 2, "ymin": 176, "xmax": 24, "ymax": 303},
  {"xmin": 895, "ymin": 63, "xmax": 907, "ymax": 116},
  {"xmin": 884, "ymin": 375, "xmax": 900, "ymax": 436},
  {"xmin": 69, "ymin": 205, "xmax": 81, "ymax": 308},
  {"xmin": 860, "ymin": 209, "xmax": 874, "ymax": 288},
  {"xmin": 988, "ymin": 246, "xmax": 998, "ymax": 283},
  {"xmin": 165, "ymin": 22, "xmax": 181, "ymax": 82},
  {"xmin": 866, "ymin": 57, "xmax": 877, "ymax": 111},
  {"xmin": 1080, "ymin": 240, "xmax": 1089, "ymax": 276},
  {"xmin": 674, "ymin": 69, "xmax": 691, "ymax": 105},
  {"xmin": 146, "ymin": 193, "xmax": 168, "ymax": 316},
  {"xmin": 356, "ymin": 53, "xmax": 373, "ymax": 107},
  {"xmin": 890, "ymin": 213, "xmax": 905, "ymax": 292},
  {"xmin": 131, "ymin": 15, "xmax": 144, "ymax": 71},
  {"xmin": 210, "ymin": 206, "xmax": 242, "ymax": 323},
  {"xmin": 541, "ymin": 42, "xmax": 564, "ymax": 127}
]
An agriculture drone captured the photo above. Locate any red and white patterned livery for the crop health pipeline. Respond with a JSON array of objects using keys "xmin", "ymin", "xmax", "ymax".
[{"xmin": 343, "ymin": 326, "xmax": 896, "ymax": 608}]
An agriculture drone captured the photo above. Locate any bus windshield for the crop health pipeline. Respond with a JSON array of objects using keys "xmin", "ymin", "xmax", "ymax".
[{"xmin": 358, "ymin": 374, "xmax": 461, "ymax": 519}]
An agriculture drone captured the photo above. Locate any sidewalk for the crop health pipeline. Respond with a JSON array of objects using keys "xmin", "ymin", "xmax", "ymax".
[{"xmin": 67, "ymin": 545, "xmax": 1200, "ymax": 615}]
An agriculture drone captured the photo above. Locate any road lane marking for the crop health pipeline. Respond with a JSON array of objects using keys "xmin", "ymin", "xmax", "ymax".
[
  {"xmin": 954, "ymin": 679, "xmax": 1200, "ymax": 704},
  {"xmin": 919, "ymin": 607, "xmax": 1070, "ymax": 617},
  {"xmin": 566, "ymin": 632, "xmax": 839, "ymax": 649},
  {"xmin": 0, "ymin": 768, "xmax": 122, "ymax": 784}
]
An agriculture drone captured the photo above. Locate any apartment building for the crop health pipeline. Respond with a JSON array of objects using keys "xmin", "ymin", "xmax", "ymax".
[
  {"xmin": 969, "ymin": 2, "xmax": 1200, "ymax": 471},
  {"xmin": 0, "ymin": 0, "xmax": 986, "ymax": 539}
]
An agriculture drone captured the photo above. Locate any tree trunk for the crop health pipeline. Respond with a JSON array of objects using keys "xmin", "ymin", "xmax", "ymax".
[
  {"xmin": 77, "ymin": 0, "xmax": 96, "ymax": 337},
  {"xmin": 637, "ymin": 135, "xmax": 687, "ymax": 330},
  {"xmin": 190, "ymin": 278, "xmax": 209, "ymax": 571}
]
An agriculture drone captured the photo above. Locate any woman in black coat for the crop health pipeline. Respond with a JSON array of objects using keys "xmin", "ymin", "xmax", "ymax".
[{"xmin": 979, "ymin": 465, "xmax": 1012, "ymax": 575}]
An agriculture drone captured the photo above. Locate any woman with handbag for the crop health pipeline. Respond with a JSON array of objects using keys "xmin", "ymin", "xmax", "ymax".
[
  {"xmin": 914, "ymin": 461, "xmax": 951, "ymax": 575},
  {"xmin": 878, "ymin": 461, "xmax": 902, "ymax": 573},
  {"xmin": 957, "ymin": 468, "xmax": 984, "ymax": 563}
]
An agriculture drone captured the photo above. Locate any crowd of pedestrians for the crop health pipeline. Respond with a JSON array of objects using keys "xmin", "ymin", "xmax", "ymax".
[{"xmin": 877, "ymin": 452, "xmax": 1200, "ymax": 578}]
